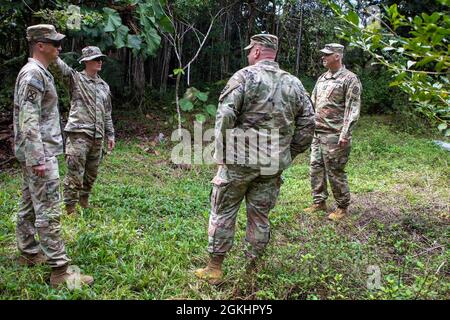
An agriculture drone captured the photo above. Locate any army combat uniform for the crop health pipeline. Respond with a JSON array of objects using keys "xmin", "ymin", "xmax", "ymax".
[
  {"xmin": 309, "ymin": 44, "xmax": 362, "ymax": 211},
  {"xmin": 207, "ymin": 35, "xmax": 315, "ymax": 261},
  {"xmin": 55, "ymin": 46, "xmax": 114, "ymax": 209},
  {"xmin": 13, "ymin": 27, "xmax": 70, "ymax": 268}
]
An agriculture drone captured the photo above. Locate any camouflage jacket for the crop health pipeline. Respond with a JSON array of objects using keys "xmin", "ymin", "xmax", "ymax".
[
  {"xmin": 55, "ymin": 57, "xmax": 114, "ymax": 140},
  {"xmin": 311, "ymin": 66, "xmax": 362, "ymax": 140},
  {"xmin": 13, "ymin": 58, "xmax": 63, "ymax": 167},
  {"xmin": 214, "ymin": 60, "xmax": 315, "ymax": 171}
]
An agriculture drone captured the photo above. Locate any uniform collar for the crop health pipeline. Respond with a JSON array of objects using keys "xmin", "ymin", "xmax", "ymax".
[
  {"xmin": 256, "ymin": 59, "xmax": 279, "ymax": 68},
  {"xmin": 81, "ymin": 70, "xmax": 100, "ymax": 82},
  {"xmin": 324, "ymin": 65, "xmax": 346, "ymax": 79},
  {"xmin": 28, "ymin": 58, "xmax": 53, "ymax": 80}
]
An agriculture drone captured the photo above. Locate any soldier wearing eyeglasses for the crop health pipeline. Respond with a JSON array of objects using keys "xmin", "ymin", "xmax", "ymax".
[
  {"xmin": 13, "ymin": 24, "xmax": 93, "ymax": 287},
  {"xmin": 54, "ymin": 46, "xmax": 115, "ymax": 215}
]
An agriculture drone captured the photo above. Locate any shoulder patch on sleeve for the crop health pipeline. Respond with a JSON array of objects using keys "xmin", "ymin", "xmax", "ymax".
[
  {"xmin": 219, "ymin": 75, "xmax": 243, "ymax": 102},
  {"xmin": 28, "ymin": 77, "xmax": 45, "ymax": 93},
  {"xmin": 25, "ymin": 86, "xmax": 39, "ymax": 103}
]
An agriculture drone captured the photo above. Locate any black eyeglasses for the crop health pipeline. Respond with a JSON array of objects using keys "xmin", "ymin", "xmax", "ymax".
[
  {"xmin": 92, "ymin": 57, "xmax": 104, "ymax": 62},
  {"xmin": 38, "ymin": 40, "xmax": 62, "ymax": 48}
]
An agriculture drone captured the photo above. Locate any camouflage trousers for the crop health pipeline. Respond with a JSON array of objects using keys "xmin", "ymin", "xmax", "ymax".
[
  {"xmin": 207, "ymin": 165, "xmax": 283, "ymax": 258},
  {"xmin": 63, "ymin": 132, "xmax": 103, "ymax": 206},
  {"xmin": 310, "ymin": 133, "xmax": 351, "ymax": 208},
  {"xmin": 16, "ymin": 156, "xmax": 70, "ymax": 267}
]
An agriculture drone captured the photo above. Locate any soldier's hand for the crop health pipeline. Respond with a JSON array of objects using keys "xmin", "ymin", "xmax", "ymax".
[
  {"xmin": 108, "ymin": 139, "xmax": 115, "ymax": 152},
  {"xmin": 338, "ymin": 138, "xmax": 349, "ymax": 148},
  {"xmin": 31, "ymin": 164, "xmax": 46, "ymax": 177}
]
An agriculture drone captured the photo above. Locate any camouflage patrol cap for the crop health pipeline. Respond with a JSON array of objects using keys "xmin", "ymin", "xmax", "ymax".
[
  {"xmin": 244, "ymin": 34, "xmax": 278, "ymax": 51},
  {"xmin": 320, "ymin": 43, "xmax": 344, "ymax": 55},
  {"xmin": 26, "ymin": 24, "xmax": 65, "ymax": 42},
  {"xmin": 78, "ymin": 46, "xmax": 106, "ymax": 64}
]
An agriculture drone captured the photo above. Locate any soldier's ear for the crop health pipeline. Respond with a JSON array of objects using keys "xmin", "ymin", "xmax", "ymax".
[{"xmin": 254, "ymin": 47, "xmax": 261, "ymax": 58}]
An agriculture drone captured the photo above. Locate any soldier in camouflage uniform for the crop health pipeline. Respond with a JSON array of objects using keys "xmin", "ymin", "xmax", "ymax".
[
  {"xmin": 54, "ymin": 46, "xmax": 115, "ymax": 214},
  {"xmin": 304, "ymin": 43, "xmax": 362, "ymax": 221},
  {"xmin": 195, "ymin": 34, "xmax": 315, "ymax": 284},
  {"xmin": 13, "ymin": 24, "xmax": 93, "ymax": 287}
]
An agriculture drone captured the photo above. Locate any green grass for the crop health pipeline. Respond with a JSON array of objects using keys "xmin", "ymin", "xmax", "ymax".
[{"xmin": 0, "ymin": 115, "xmax": 449, "ymax": 300}]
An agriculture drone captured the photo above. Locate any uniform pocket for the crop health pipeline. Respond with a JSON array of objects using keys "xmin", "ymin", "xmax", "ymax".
[
  {"xmin": 210, "ymin": 180, "xmax": 231, "ymax": 212},
  {"xmin": 327, "ymin": 144, "xmax": 351, "ymax": 170},
  {"xmin": 327, "ymin": 82, "xmax": 344, "ymax": 103},
  {"xmin": 210, "ymin": 167, "xmax": 231, "ymax": 211},
  {"xmin": 45, "ymin": 179, "xmax": 61, "ymax": 203}
]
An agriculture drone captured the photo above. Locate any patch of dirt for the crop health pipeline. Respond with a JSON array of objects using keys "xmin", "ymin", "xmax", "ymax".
[
  {"xmin": 348, "ymin": 189, "xmax": 449, "ymax": 258},
  {"xmin": 351, "ymin": 190, "xmax": 448, "ymax": 229},
  {"xmin": 114, "ymin": 111, "xmax": 172, "ymax": 142}
]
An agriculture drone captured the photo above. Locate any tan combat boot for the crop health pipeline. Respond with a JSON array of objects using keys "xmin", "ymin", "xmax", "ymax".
[
  {"xmin": 194, "ymin": 255, "xmax": 225, "ymax": 285},
  {"xmin": 65, "ymin": 203, "xmax": 76, "ymax": 215},
  {"xmin": 50, "ymin": 265, "xmax": 94, "ymax": 289},
  {"xmin": 18, "ymin": 251, "xmax": 47, "ymax": 266},
  {"xmin": 303, "ymin": 202, "xmax": 327, "ymax": 213},
  {"xmin": 79, "ymin": 195, "xmax": 89, "ymax": 208},
  {"xmin": 328, "ymin": 207, "xmax": 348, "ymax": 221}
]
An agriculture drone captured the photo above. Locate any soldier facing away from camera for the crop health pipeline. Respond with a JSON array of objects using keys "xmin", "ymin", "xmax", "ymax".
[
  {"xmin": 194, "ymin": 34, "xmax": 315, "ymax": 284},
  {"xmin": 13, "ymin": 24, "xmax": 93, "ymax": 287},
  {"xmin": 304, "ymin": 43, "xmax": 362, "ymax": 221},
  {"xmin": 54, "ymin": 46, "xmax": 115, "ymax": 215}
]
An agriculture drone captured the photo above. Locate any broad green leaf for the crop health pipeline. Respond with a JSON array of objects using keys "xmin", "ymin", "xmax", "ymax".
[
  {"xmin": 158, "ymin": 16, "xmax": 174, "ymax": 33},
  {"xmin": 389, "ymin": 4, "xmax": 399, "ymax": 19},
  {"xmin": 103, "ymin": 8, "xmax": 122, "ymax": 32},
  {"xmin": 127, "ymin": 34, "xmax": 142, "ymax": 50},
  {"xmin": 142, "ymin": 26, "xmax": 161, "ymax": 55},
  {"xmin": 205, "ymin": 104, "xmax": 217, "ymax": 116},
  {"xmin": 114, "ymin": 25, "xmax": 129, "ymax": 48},
  {"xmin": 329, "ymin": 1, "xmax": 342, "ymax": 14},
  {"xmin": 195, "ymin": 114, "xmax": 206, "ymax": 123},
  {"xmin": 173, "ymin": 68, "xmax": 185, "ymax": 76},
  {"xmin": 195, "ymin": 91, "xmax": 208, "ymax": 102},
  {"xmin": 179, "ymin": 99, "xmax": 194, "ymax": 111},
  {"xmin": 347, "ymin": 11, "xmax": 359, "ymax": 26},
  {"xmin": 152, "ymin": 0, "xmax": 165, "ymax": 18},
  {"xmin": 437, "ymin": 123, "xmax": 447, "ymax": 131},
  {"xmin": 430, "ymin": 12, "xmax": 442, "ymax": 23},
  {"xmin": 413, "ymin": 16, "xmax": 422, "ymax": 26}
]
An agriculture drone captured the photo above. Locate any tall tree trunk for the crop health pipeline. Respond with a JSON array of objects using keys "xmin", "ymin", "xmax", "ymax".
[
  {"xmin": 271, "ymin": 0, "xmax": 277, "ymax": 35},
  {"xmin": 160, "ymin": 38, "xmax": 171, "ymax": 94},
  {"xmin": 295, "ymin": 0, "xmax": 304, "ymax": 77},
  {"xmin": 220, "ymin": 14, "xmax": 227, "ymax": 79},
  {"xmin": 246, "ymin": 0, "xmax": 257, "ymax": 46},
  {"xmin": 132, "ymin": 54, "xmax": 145, "ymax": 97}
]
